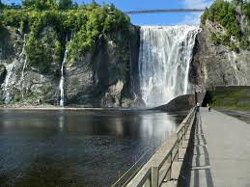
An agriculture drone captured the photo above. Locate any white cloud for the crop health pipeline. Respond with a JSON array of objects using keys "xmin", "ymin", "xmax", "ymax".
[
  {"xmin": 179, "ymin": 0, "xmax": 213, "ymax": 25},
  {"xmin": 183, "ymin": 0, "xmax": 212, "ymax": 9},
  {"xmin": 178, "ymin": 13, "xmax": 202, "ymax": 25}
]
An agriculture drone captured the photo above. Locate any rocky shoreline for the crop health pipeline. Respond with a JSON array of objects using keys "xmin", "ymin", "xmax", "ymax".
[{"xmin": 0, "ymin": 104, "xmax": 147, "ymax": 111}]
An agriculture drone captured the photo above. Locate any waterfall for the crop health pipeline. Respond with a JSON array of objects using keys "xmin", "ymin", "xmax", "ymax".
[
  {"xmin": 59, "ymin": 49, "xmax": 68, "ymax": 107},
  {"xmin": 2, "ymin": 34, "xmax": 27, "ymax": 104},
  {"xmin": 20, "ymin": 34, "xmax": 28, "ymax": 97},
  {"xmin": 138, "ymin": 25, "xmax": 199, "ymax": 107},
  {"xmin": 2, "ymin": 63, "xmax": 15, "ymax": 104}
]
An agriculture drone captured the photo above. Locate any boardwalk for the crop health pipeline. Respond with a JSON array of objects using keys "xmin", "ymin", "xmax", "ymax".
[{"xmin": 189, "ymin": 108, "xmax": 250, "ymax": 187}]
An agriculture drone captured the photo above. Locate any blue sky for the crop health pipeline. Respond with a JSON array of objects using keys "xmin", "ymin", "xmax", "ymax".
[{"xmin": 2, "ymin": 0, "xmax": 213, "ymax": 25}]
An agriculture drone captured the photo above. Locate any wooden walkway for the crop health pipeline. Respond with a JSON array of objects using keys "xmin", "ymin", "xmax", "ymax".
[{"xmin": 189, "ymin": 108, "xmax": 250, "ymax": 187}]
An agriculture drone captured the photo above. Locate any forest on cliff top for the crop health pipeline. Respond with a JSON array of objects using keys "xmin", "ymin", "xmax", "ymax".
[
  {"xmin": 202, "ymin": 0, "xmax": 250, "ymax": 51},
  {"xmin": 0, "ymin": 0, "xmax": 131, "ymax": 73}
]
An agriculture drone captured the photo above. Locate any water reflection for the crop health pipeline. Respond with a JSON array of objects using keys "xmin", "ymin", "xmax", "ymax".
[
  {"xmin": 58, "ymin": 114, "xmax": 64, "ymax": 130},
  {"xmin": 0, "ymin": 109, "xmax": 187, "ymax": 186},
  {"xmin": 140, "ymin": 113, "xmax": 176, "ymax": 139}
]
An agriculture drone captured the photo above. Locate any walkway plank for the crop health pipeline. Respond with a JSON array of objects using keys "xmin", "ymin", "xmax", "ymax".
[{"xmin": 190, "ymin": 108, "xmax": 250, "ymax": 187}]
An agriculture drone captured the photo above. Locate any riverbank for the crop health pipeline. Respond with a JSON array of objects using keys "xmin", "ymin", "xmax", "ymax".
[
  {"xmin": 0, "ymin": 105, "xmax": 141, "ymax": 111},
  {"xmin": 0, "ymin": 104, "xmax": 164, "ymax": 113},
  {"xmin": 0, "ymin": 103, "xmax": 129, "ymax": 109}
]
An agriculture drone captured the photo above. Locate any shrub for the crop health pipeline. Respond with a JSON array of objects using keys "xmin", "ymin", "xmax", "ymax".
[
  {"xmin": 202, "ymin": 0, "xmax": 250, "ymax": 50},
  {"xmin": 0, "ymin": 1, "xmax": 131, "ymax": 71}
]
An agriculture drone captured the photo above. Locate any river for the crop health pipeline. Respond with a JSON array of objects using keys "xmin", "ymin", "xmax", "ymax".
[{"xmin": 0, "ymin": 109, "xmax": 187, "ymax": 186}]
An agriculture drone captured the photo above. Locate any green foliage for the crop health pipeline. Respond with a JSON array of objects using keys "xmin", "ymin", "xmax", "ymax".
[
  {"xmin": 210, "ymin": 33, "xmax": 220, "ymax": 45},
  {"xmin": 239, "ymin": 36, "xmax": 250, "ymax": 49},
  {"xmin": 0, "ymin": 0, "xmax": 4, "ymax": 9},
  {"xmin": 0, "ymin": 2, "xmax": 131, "ymax": 73},
  {"xmin": 242, "ymin": 1, "xmax": 250, "ymax": 17},
  {"xmin": 209, "ymin": 87, "xmax": 250, "ymax": 111},
  {"xmin": 22, "ymin": 0, "xmax": 57, "ymax": 10},
  {"xmin": 241, "ymin": 1, "xmax": 250, "ymax": 32},
  {"xmin": 201, "ymin": 0, "xmax": 240, "ymax": 38},
  {"xmin": 202, "ymin": 0, "xmax": 250, "ymax": 51},
  {"xmin": 25, "ymin": 29, "xmax": 63, "ymax": 74},
  {"xmin": 65, "ymin": 4, "xmax": 130, "ymax": 63},
  {"xmin": 229, "ymin": 42, "xmax": 239, "ymax": 52},
  {"xmin": 57, "ymin": 0, "xmax": 73, "ymax": 10},
  {"xmin": 210, "ymin": 32, "xmax": 239, "ymax": 52},
  {"xmin": 22, "ymin": 0, "xmax": 74, "ymax": 10}
]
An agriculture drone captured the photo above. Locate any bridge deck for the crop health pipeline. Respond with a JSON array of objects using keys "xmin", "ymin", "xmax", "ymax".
[{"xmin": 189, "ymin": 108, "xmax": 250, "ymax": 187}]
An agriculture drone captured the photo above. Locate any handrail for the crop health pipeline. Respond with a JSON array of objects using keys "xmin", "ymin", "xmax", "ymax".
[
  {"xmin": 111, "ymin": 148, "xmax": 152, "ymax": 187},
  {"xmin": 126, "ymin": 107, "xmax": 196, "ymax": 187}
]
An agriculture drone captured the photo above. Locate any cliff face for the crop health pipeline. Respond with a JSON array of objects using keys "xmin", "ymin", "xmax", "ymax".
[
  {"xmin": 64, "ymin": 26, "xmax": 141, "ymax": 107},
  {"xmin": 191, "ymin": 1, "xmax": 250, "ymax": 89},
  {"xmin": 0, "ymin": 26, "xmax": 141, "ymax": 107},
  {"xmin": 191, "ymin": 21, "xmax": 250, "ymax": 88}
]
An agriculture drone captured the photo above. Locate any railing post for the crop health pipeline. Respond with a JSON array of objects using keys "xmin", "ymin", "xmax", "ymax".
[
  {"xmin": 165, "ymin": 151, "xmax": 172, "ymax": 181},
  {"xmin": 175, "ymin": 141, "xmax": 179, "ymax": 161},
  {"xmin": 181, "ymin": 128, "xmax": 184, "ymax": 148},
  {"xmin": 151, "ymin": 166, "xmax": 159, "ymax": 187},
  {"xmin": 144, "ymin": 178, "xmax": 151, "ymax": 187}
]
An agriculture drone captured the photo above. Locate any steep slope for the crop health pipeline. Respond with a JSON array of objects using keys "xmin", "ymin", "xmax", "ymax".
[
  {"xmin": 191, "ymin": 0, "xmax": 250, "ymax": 88},
  {"xmin": 0, "ymin": 4, "xmax": 140, "ymax": 107}
]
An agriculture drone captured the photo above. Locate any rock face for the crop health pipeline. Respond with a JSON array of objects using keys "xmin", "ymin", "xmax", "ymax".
[
  {"xmin": 191, "ymin": 21, "xmax": 250, "ymax": 89},
  {"xmin": 0, "ymin": 26, "xmax": 140, "ymax": 107},
  {"xmin": 0, "ymin": 27, "xmax": 61, "ymax": 105},
  {"xmin": 65, "ymin": 27, "xmax": 141, "ymax": 107},
  {"xmin": 0, "ymin": 64, "xmax": 6, "ymax": 85},
  {"xmin": 153, "ymin": 94, "xmax": 195, "ymax": 112}
]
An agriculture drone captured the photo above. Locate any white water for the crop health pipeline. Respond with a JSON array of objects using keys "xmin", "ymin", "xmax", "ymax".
[
  {"xmin": 2, "ymin": 35, "xmax": 27, "ymax": 104},
  {"xmin": 59, "ymin": 49, "xmax": 68, "ymax": 107},
  {"xmin": 139, "ymin": 25, "xmax": 199, "ymax": 107},
  {"xmin": 20, "ymin": 34, "xmax": 28, "ymax": 97},
  {"xmin": 2, "ymin": 62, "xmax": 16, "ymax": 104}
]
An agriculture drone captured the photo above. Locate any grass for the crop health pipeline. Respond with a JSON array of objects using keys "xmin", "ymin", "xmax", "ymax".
[{"xmin": 208, "ymin": 86, "xmax": 250, "ymax": 112}]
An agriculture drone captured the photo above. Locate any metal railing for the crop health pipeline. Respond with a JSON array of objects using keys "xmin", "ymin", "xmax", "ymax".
[{"xmin": 125, "ymin": 108, "xmax": 196, "ymax": 187}]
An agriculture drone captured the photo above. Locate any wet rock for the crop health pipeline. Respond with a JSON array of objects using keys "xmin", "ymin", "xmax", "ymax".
[
  {"xmin": 153, "ymin": 94, "xmax": 195, "ymax": 112},
  {"xmin": 0, "ymin": 64, "xmax": 6, "ymax": 85}
]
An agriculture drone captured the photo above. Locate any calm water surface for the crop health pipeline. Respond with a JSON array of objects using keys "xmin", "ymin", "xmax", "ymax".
[{"xmin": 0, "ymin": 109, "xmax": 186, "ymax": 186}]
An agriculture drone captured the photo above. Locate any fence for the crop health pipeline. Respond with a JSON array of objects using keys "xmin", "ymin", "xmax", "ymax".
[{"xmin": 125, "ymin": 108, "xmax": 196, "ymax": 187}]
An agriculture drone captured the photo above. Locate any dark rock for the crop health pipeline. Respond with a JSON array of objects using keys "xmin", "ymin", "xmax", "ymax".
[
  {"xmin": 153, "ymin": 94, "xmax": 195, "ymax": 112},
  {"xmin": 0, "ymin": 64, "xmax": 6, "ymax": 85},
  {"xmin": 65, "ymin": 26, "xmax": 140, "ymax": 107}
]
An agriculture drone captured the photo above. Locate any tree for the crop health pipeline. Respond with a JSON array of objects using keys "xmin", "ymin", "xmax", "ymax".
[
  {"xmin": 0, "ymin": 0, "xmax": 4, "ymax": 9},
  {"xmin": 22, "ymin": 0, "xmax": 57, "ymax": 10},
  {"xmin": 56, "ymin": 0, "xmax": 72, "ymax": 9}
]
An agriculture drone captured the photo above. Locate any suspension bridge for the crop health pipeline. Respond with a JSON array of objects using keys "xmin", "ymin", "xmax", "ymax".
[{"xmin": 124, "ymin": 8, "xmax": 205, "ymax": 15}]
